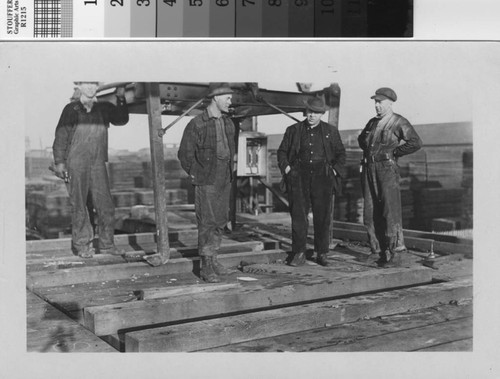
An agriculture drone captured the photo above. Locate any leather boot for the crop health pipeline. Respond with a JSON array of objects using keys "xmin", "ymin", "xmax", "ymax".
[
  {"xmin": 289, "ymin": 252, "xmax": 306, "ymax": 267},
  {"xmin": 199, "ymin": 256, "xmax": 220, "ymax": 283},
  {"xmin": 316, "ymin": 253, "xmax": 331, "ymax": 267},
  {"xmin": 382, "ymin": 251, "xmax": 402, "ymax": 268},
  {"xmin": 211, "ymin": 255, "xmax": 235, "ymax": 276},
  {"xmin": 364, "ymin": 251, "xmax": 386, "ymax": 265}
]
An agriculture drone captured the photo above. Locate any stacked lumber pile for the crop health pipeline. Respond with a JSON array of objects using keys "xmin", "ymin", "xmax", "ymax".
[
  {"xmin": 112, "ymin": 188, "xmax": 188, "ymax": 208},
  {"xmin": 26, "ymin": 188, "xmax": 72, "ymax": 238},
  {"xmin": 108, "ymin": 161, "xmax": 144, "ymax": 190},
  {"xmin": 412, "ymin": 188, "xmax": 464, "ymax": 231}
]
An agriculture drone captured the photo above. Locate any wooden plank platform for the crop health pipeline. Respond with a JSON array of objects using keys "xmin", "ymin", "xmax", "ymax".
[
  {"xmin": 125, "ymin": 278, "xmax": 471, "ymax": 352},
  {"xmin": 26, "ymin": 210, "xmax": 474, "ymax": 353}
]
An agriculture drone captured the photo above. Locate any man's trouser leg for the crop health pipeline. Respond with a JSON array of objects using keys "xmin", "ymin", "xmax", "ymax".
[
  {"xmin": 90, "ymin": 162, "xmax": 115, "ymax": 251},
  {"xmin": 361, "ymin": 165, "xmax": 384, "ymax": 254},
  {"xmin": 195, "ymin": 162, "xmax": 231, "ymax": 258},
  {"xmin": 377, "ymin": 161, "xmax": 405, "ymax": 253},
  {"xmin": 67, "ymin": 164, "xmax": 93, "ymax": 254},
  {"xmin": 310, "ymin": 166, "xmax": 334, "ymax": 255},
  {"xmin": 287, "ymin": 167, "xmax": 310, "ymax": 255}
]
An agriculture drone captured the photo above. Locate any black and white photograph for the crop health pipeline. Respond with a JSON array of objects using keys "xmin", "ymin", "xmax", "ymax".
[{"xmin": 2, "ymin": 9, "xmax": 500, "ymax": 378}]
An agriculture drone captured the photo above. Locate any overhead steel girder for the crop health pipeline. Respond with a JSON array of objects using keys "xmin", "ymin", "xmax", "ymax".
[{"xmin": 96, "ymin": 82, "xmax": 340, "ymax": 119}]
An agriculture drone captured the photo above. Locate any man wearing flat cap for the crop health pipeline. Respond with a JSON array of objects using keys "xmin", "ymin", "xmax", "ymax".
[
  {"xmin": 52, "ymin": 81, "xmax": 129, "ymax": 258},
  {"xmin": 278, "ymin": 97, "xmax": 346, "ymax": 267},
  {"xmin": 178, "ymin": 83, "xmax": 236, "ymax": 282},
  {"xmin": 358, "ymin": 87, "xmax": 422, "ymax": 267}
]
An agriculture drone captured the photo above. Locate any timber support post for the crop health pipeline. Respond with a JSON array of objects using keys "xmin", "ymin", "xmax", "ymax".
[{"xmin": 145, "ymin": 82, "xmax": 170, "ymax": 265}]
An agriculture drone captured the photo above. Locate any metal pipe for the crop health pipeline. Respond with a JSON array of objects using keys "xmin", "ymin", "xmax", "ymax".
[
  {"xmin": 158, "ymin": 97, "xmax": 206, "ymax": 138},
  {"xmin": 258, "ymin": 97, "xmax": 301, "ymax": 123}
]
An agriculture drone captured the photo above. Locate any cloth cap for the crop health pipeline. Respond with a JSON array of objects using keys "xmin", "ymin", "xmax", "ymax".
[
  {"xmin": 207, "ymin": 82, "xmax": 234, "ymax": 98},
  {"xmin": 304, "ymin": 97, "xmax": 327, "ymax": 113},
  {"xmin": 371, "ymin": 87, "xmax": 397, "ymax": 102}
]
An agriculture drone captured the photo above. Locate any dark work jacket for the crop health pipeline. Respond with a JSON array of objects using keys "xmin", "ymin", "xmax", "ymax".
[
  {"xmin": 52, "ymin": 98, "xmax": 129, "ymax": 165},
  {"xmin": 178, "ymin": 109, "xmax": 236, "ymax": 186},
  {"xmin": 277, "ymin": 120, "xmax": 346, "ymax": 194},
  {"xmin": 358, "ymin": 112, "xmax": 422, "ymax": 159}
]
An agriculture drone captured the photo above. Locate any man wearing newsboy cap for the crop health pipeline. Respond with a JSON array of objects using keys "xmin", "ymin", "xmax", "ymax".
[
  {"xmin": 178, "ymin": 83, "xmax": 236, "ymax": 282},
  {"xmin": 52, "ymin": 82, "xmax": 129, "ymax": 258},
  {"xmin": 358, "ymin": 87, "xmax": 422, "ymax": 267},
  {"xmin": 277, "ymin": 97, "xmax": 346, "ymax": 267}
]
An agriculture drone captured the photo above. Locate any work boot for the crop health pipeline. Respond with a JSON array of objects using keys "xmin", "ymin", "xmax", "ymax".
[
  {"xmin": 199, "ymin": 256, "xmax": 220, "ymax": 283},
  {"xmin": 289, "ymin": 252, "xmax": 306, "ymax": 267},
  {"xmin": 316, "ymin": 253, "xmax": 331, "ymax": 267},
  {"xmin": 211, "ymin": 255, "xmax": 235, "ymax": 276},
  {"xmin": 77, "ymin": 245, "xmax": 95, "ymax": 259},
  {"xmin": 99, "ymin": 245, "xmax": 124, "ymax": 256},
  {"xmin": 382, "ymin": 251, "xmax": 402, "ymax": 268},
  {"xmin": 364, "ymin": 251, "xmax": 386, "ymax": 265}
]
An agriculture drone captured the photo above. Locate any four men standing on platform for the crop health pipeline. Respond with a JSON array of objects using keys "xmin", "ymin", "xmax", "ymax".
[{"xmin": 53, "ymin": 81, "xmax": 422, "ymax": 277}]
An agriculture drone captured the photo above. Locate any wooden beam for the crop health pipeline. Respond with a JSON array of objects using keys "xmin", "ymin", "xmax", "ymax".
[
  {"xmin": 26, "ymin": 291, "xmax": 116, "ymax": 353},
  {"xmin": 205, "ymin": 302, "xmax": 472, "ymax": 352},
  {"xmin": 26, "ymin": 240, "xmax": 280, "ymax": 272},
  {"xmin": 145, "ymin": 82, "xmax": 170, "ymax": 265},
  {"xmin": 26, "ymin": 249, "xmax": 287, "ymax": 289},
  {"xmin": 332, "ymin": 220, "xmax": 473, "ymax": 245},
  {"xmin": 124, "ymin": 277, "xmax": 471, "ymax": 352},
  {"xmin": 331, "ymin": 227, "xmax": 473, "ymax": 256},
  {"xmin": 83, "ymin": 266, "xmax": 433, "ymax": 336},
  {"xmin": 313, "ymin": 316, "xmax": 472, "ymax": 352},
  {"xmin": 26, "ymin": 230, "xmax": 198, "ymax": 254},
  {"xmin": 415, "ymin": 339, "xmax": 472, "ymax": 352},
  {"xmin": 138, "ymin": 282, "xmax": 242, "ymax": 300}
]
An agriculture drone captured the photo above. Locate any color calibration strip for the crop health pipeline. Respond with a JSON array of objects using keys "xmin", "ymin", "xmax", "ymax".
[{"xmin": 1, "ymin": 0, "xmax": 376, "ymax": 39}]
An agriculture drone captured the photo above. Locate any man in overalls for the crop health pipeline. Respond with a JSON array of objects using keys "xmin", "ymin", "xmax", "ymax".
[
  {"xmin": 358, "ymin": 87, "xmax": 422, "ymax": 267},
  {"xmin": 53, "ymin": 82, "xmax": 129, "ymax": 258}
]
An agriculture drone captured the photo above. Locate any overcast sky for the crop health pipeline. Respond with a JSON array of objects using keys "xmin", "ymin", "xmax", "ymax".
[{"xmin": 16, "ymin": 41, "xmax": 477, "ymax": 152}]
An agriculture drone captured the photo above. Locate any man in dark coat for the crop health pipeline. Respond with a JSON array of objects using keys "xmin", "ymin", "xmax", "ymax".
[
  {"xmin": 53, "ymin": 81, "xmax": 129, "ymax": 258},
  {"xmin": 178, "ymin": 83, "xmax": 236, "ymax": 283},
  {"xmin": 358, "ymin": 87, "xmax": 422, "ymax": 267},
  {"xmin": 278, "ymin": 97, "xmax": 346, "ymax": 267}
]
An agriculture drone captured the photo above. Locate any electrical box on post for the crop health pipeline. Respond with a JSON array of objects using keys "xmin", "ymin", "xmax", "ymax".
[{"xmin": 237, "ymin": 132, "xmax": 268, "ymax": 177}]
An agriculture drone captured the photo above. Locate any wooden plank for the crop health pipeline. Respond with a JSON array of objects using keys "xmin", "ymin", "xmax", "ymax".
[
  {"xmin": 139, "ymin": 282, "xmax": 242, "ymax": 300},
  {"xmin": 84, "ymin": 266, "xmax": 433, "ymax": 336},
  {"xmin": 26, "ymin": 240, "xmax": 277, "ymax": 271},
  {"xmin": 332, "ymin": 220, "xmax": 473, "ymax": 245},
  {"xmin": 26, "ymin": 229, "xmax": 198, "ymax": 254},
  {"xmin": 312, "ymin": 316, "xmax": 472, "ymax": 352},
  {"xmin": 124, "ymin": 278, "xmax": 472, "ymax": 352},
  {"xmin": 26, "ymin": 291, "xmax": 116, "ymax": 353},
  {"xmin": 26, "ymin": 249, "xmax": 287, "ymax": 289},
  {"xmin": 331, "ymin": 227, "xmax": 473, "ymax": 256},
  {"xmin": 415, "ymin": 338, "xmax": 472, "ymax": 352},
  {"xmin": 30, "ymin": 272, "xmax": 206, "ymax": 321},
  {"xmin": 205, "ymin": 301, "xmax": 473, "ymax": 352}
]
